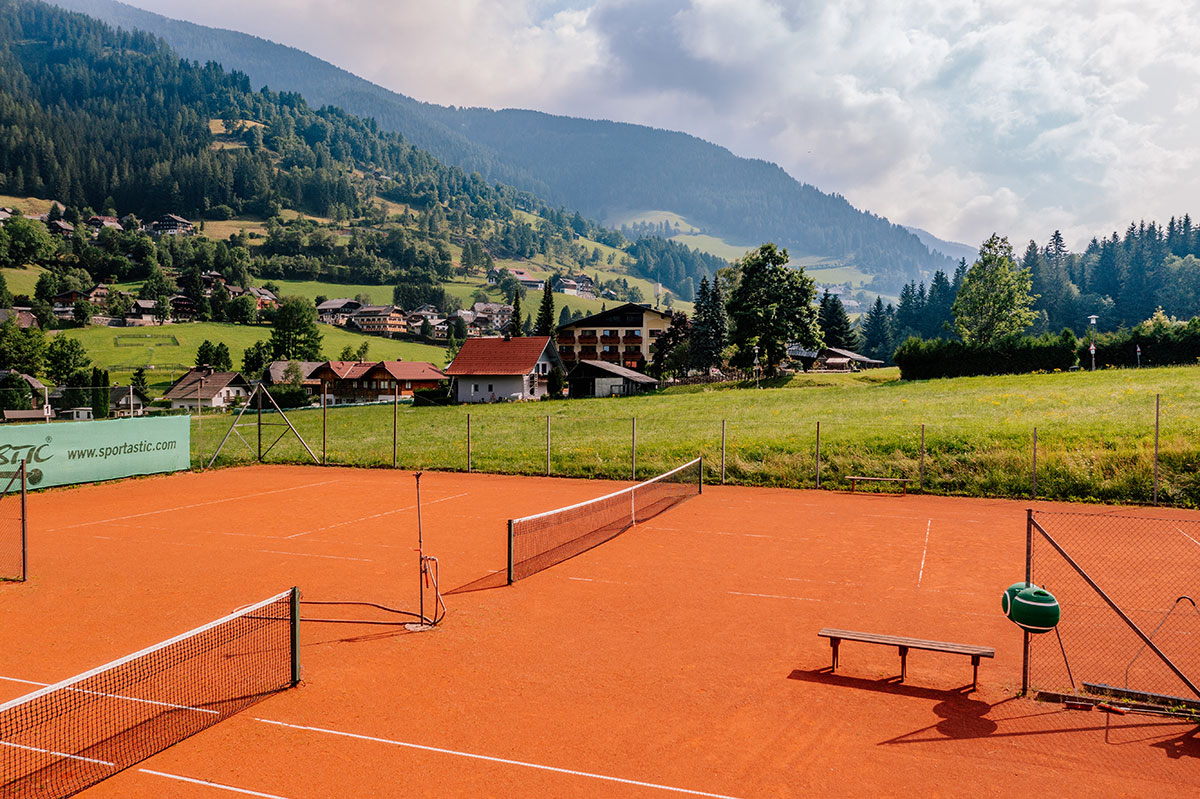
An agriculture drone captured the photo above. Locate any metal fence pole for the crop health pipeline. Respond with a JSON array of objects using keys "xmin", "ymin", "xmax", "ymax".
[
  {"xmin": 321, "ymin": 387, "xmax": 327, "ymax": 465},
  {"xmin": 1031, "ymin": 427, "xmax": 1037, "ymax": 500},
  {"xmin": 393, "ymin": 389, "xmax": 398, "ymax": 469},
  {"xmin": 815, "ymin": 421, "xmax": 821, "ymax": 488},
  {"xmin": 631, "ymin": 417, "xmax": 637, "ymax": 480},
  {"xmin": 919, "ymin": 423, "xmax": 925, "ymax": 491},
  {"xmin": 1022, "ymin": 509, "xmax": 1033, "ymax": 695},
  {"xmin": 1154, "ymin": 393, "xmax": 1160, "ymax": 505},
  {"xmin": 256, "ymin": 387, "xmax": 263, "ymax": 461},
  {"xmin": 721, "ymin": 419, "xmax": 727, "ymax": 485},
  {"xmin": 20, "ymin": 459, "xmax": 27, "ymax": 582},
  {"xmin": 546, "ymin": 415, "xmax": 551, "ymax": 477},
  {"xmin": 467, "ymin": 413, "xmax": 472, "ymax": 473},
  {"xmin": 196, "ymin": 380, "xmax": 203, "ymax": 470}
]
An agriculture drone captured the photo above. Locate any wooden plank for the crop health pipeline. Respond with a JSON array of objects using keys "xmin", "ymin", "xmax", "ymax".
[
  {"xmin": 846, "ymin": 477, "xmax": 910, "ymax": 483},
  {"xmin": 818, "ymin": 628, "xmax": 994, "ymax": 657}
]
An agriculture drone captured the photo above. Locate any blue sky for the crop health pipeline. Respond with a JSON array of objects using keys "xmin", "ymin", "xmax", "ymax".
[{"xmin": 122, "ymin": 0, "xmax": 1200, "ymax": 250}]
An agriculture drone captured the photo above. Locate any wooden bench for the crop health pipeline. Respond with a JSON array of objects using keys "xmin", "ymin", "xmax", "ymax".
[
  {"xmin": 818, "ymin": 628, "xmax": 995, "ymax": 690},
  {"xmin": 847, "ymin": 476, "xmax": 911, "ymax": 494}
]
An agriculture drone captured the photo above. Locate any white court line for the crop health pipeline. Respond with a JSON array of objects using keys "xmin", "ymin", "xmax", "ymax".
[
  {"xmin": 728, "ymin": 591, "xmax": 819, "ymax": 602},
  {"xmin": 0, "ymin": 676, "xmax": 218, "ymax": 715},
  {"xmin": 253, "ymin": 718, "xmax": 746, "ymax": 799},
  {"xmin": 0, "ymin": 739, "xmax": 115, "ymax": 766},
  {"xmin": 140, "ymin": 769, "xmax": 290, "ymax": 798},
  {"xmin": 284, "ymin": 492, "xmax": 470, "ymax": 539},
  {"xmin": 48, "ymin": 480, "xmax": 341, "ymax": 532},
  {"xmin": 917, "ymin": 519, "xmax": 932, "ymax": 588},
  {"xmin": 566, "ymin": 577, "xmax": 635, "ymax": 585},
  {"xmin": 1175, "ymin": 526, "xmax": 1200, "ymax": 549}
]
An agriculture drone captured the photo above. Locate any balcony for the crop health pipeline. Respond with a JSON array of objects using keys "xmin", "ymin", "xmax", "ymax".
[
  {"xmin": 557, "ymin": 333, "xmax": 576, "ymax": 345},
  {"xmin": 578, "ymin": 334, "xmax": 598, "ymax": 345},
  {"xmin": 622, "ymin": 334, "xmax": 643, "ymax": 345},
  {"xmin": 600, "ymin": 335, "xmax": 620, "ymax": 345},
  {"xmin": 559, "ymin": 349, "xmax": 576, "ymax": 361},
  {"xmin": 579, "ymin": 347, "xmax": 598, "ymax": 357},
  {"xmin": 600, "ymin": 350, "xmax": 620, "ymax": 362}
]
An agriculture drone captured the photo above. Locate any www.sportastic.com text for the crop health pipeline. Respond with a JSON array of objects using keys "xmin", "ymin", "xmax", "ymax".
[{"xmin": 67, "ymin": 439, "xmax": 179, "ymax": 461}]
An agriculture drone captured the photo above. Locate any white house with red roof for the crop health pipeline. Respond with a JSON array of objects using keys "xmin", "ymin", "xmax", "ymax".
[{"xmin": 443, "ymin": 336, "xmax": 563, "ymax": 403}]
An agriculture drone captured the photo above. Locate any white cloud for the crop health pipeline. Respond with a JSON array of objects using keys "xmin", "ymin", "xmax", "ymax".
[{"xmin": 123, "ymin": 0, "xmax": 1200, "ymax": 250}]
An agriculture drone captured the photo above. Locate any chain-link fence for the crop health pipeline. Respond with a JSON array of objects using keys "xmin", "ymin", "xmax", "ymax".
[
  {"xmin": 176, "ymin": 387, "xmax": 1200, "ymax": 506},
  {"xmin": 1026, "ymin": 509, "xmax": 1200, "ymax": 703}
]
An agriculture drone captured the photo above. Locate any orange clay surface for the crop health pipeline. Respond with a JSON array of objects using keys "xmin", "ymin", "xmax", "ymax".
[{"xmin": 2, "ymin": 465, "xmax": 1198, "ymax": 798}]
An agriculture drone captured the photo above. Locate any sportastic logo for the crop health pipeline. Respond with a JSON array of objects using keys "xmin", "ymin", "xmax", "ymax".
[{"xmin": 0, "ymin": 443, "xmax": 52, "ymax": 466}]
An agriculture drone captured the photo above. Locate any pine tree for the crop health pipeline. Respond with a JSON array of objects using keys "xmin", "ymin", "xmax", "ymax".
[
  {"xmin": 862, "ymin": 296, "xmax": 894, "ymax": 363},
  {"xmin": 536, "ymin": 281, "xmax": 555, "ymax": 337},
  {"xmin": 924, "ymin": 270, "xmax": 954, "ymax": 338},
  {"xmin": 509, "ymin": 291, "xmax": 523, "ymax": 337},
  {"xmin": 818, "ymin": 292, "xmax": 859, "ymax": 350}
]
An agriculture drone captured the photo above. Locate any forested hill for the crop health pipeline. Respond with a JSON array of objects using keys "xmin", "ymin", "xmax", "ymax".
[{"xmin": 46, "ymin": 0, "xmax": 955, "ymax": 291}]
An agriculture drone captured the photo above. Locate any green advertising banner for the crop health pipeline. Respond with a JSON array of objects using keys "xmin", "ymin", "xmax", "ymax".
[{"xmin": 0, "ymin": 416, "xmax": 191, "ymax": 489}]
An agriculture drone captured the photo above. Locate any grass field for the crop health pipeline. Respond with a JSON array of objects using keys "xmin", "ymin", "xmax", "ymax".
[
  {"xmin": 193, "ymin": 364, "xmax": 1200, "ymax": 507},
  {"xmin": 60, "ymin": 321, "xmax": 446, "ymax": 387},
  {"xmin": 0, "ymin": 266, "xmax": 47, "ymax": 297}
]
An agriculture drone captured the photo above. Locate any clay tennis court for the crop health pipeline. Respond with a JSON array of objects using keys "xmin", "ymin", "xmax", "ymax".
[{"xmin": 3, "ymin": 465, "xmax": 1198, "ymax": 797}]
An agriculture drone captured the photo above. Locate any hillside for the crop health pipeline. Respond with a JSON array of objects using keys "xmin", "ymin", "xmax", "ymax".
[{"xmin": 46, "ymin": 0, "xmax": 955, "ymax": 292}]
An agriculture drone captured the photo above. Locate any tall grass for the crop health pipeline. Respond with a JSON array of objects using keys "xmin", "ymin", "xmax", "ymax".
[{"xmin": 192, "ymin": 366, "xmax": 1200, "ymax": 507}]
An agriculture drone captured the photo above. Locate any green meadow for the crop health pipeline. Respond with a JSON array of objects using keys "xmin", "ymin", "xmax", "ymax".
[{"xmin": 192, "ymin": 365, "xmax": 1200, "ymax": 507}]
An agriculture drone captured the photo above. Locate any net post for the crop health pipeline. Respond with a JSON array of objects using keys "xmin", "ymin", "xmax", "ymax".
[
  {"xmin": 720, "ymin": 419, "xmax": 726, "ymax": 485},
  {"xmin": 290, "ymin": 586, "xmax": 301, "ymax": 686},
  {"xmin": 506, "ymin": 520, "xmax": 515, "ymax": 585},
  {"xmin": 256, "ymin": 386, "xmax": 263, "ymax": 461},
  {"xmin": 1022, "ymin": 509, "xmax": 1032, "ymax": 695},
  {"xmin": 20, "ymin": 458, "xmax": 27, "ymax": 582}
]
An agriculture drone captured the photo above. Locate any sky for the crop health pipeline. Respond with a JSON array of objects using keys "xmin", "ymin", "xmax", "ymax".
[{"xmin": 120, "ymin": 0, "xmax": 1200, "ymax": 250}]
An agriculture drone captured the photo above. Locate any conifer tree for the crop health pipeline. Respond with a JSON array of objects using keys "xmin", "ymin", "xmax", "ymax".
[
  {"xmin": 862, "ymin": 296, "xmax": 894, "ymax": 363},
  {"xmin": 509, "ymin": 291, "xmax": 523, "ymax": 337},
  {"xmin": 536, "ymin": 280, "xmax": 555, "ymax": 337},
  {"xmin": 818, "ymin": 292, "xmax": 859, "ymax": 350}
]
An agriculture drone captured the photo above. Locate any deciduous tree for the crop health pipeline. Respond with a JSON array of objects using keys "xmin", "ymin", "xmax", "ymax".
[{"xmin": 952, "ymin": 234, "xmax": 1038, "ymax": 345}]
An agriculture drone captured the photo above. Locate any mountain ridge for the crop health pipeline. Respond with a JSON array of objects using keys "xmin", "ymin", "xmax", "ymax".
[{"xmin": 46, "ymin": 0, "xmax": 955, "ymax": 292}]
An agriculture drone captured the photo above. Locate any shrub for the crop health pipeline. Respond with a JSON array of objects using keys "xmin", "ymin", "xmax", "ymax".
[{"xmin": 894, "ymin": 330, "xmax": 1077, "ymax": 380}]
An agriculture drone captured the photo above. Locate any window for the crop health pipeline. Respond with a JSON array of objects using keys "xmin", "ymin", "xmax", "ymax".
[
  {"xmin": 472, "ymin": 383, "xmax": 479, "ymax": 393},
  {"xmin": 405, "ymin": 381, "xmax": 412, "ymax": 389},
  {"xmin": 649, "ymin": 329, "xmax": 662, "ymax": 338},
  {"xmin": 488, "ymin": 384, "xmax": 494, "ymax": 392}
]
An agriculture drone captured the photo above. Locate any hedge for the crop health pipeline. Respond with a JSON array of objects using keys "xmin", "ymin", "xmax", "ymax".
[{"xmin": 893, "ymin": 330, "xmax": 1078, "ymax": 380}]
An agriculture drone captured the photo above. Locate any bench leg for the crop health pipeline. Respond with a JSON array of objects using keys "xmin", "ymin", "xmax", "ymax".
[
  {"xmin": 849, "ymin": 480, "xmax": 856, "ymax": 493},
  {"xmin": 899, "ymin": 646, "xmax": 908, "ymax": 682},
  {"xmin": 971, "ymin": 655, "xmax": 980, "ymax": 692},
  {"xmin": 830, "ymin": 638, "xmax": 840, "ymax": 671}
]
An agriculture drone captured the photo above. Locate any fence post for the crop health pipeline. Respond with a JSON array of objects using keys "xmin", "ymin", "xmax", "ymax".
[
  {"xmin": 546, "ymin": 415, "xmax": 551, "ymax": 477},
  {"xmin": 321, "ymin": 387, "xmax": 327, "ymax": 465},
  {"xmin": 256, "ymin": 387, "xmax": 263, "ymax": 461},
  {"xmin": 467, "ymin": 413, "xmax": 472, "ymax": 473},
  {"xmin": 631, "ymin": 417, "xmax": 637, "ymax": 480},
  {"xmin": 1031, "ymin": 427, "xmax": 1037, "ymax": 500},
  {"xmin": 919, "ymin": 423, "xmax": 925, "ymax": 491},
  {"xmin": 1022, "ymin": 509, "xmax": 1033, "ymax": 695},
  {"xmin": 815, "ymin": 421, "xmax": 821, "ymax": 488},
  {"xmin": 721, "ymin": 419, "xmax": 727, "ymax": 485},
  {"xmin": 196, "ymin": 381, "xmax": 203, "ymax": 470},
  {"xmin": 393, "ymin": 389, "xmax": 398, "ymax": 469},
  {"xmin": 20, "ymin": 459, "xmax": 27, "ymax": 582},
  {"xmin": 1154, "ymin": 393, "xmax": 1160, "ymax": 505}
]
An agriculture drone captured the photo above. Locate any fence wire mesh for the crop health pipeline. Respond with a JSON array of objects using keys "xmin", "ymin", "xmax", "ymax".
[{"xmin": 1028, "ymin": 510, "xmax": 1200, "ymax": 703}]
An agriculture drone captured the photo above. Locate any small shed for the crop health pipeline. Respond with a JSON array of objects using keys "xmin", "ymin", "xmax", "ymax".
[{"xmin": 568, "ymin": 360, "xmax": 658, "ymax": 398}]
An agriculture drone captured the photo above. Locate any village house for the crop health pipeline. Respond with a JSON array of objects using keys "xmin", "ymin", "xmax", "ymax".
[
  {"xmin": 262, "ymin": 361, "xmax": 324, "ymax": 394},
  {"xmin": 316, "ymin": 298, "xmax": 362, "ymax": 326},
  {"xmin": 308, "ymin": 361, "xmax": 447, "ymax": 405},
  {"xmin": 86, "ymin": 215, "xmax": 124, "ymax": 233},
  {"xmin": 348, "ymin": 305, "xmax": 408, "ymax": 337},
  {"xmin": 109, "ymin": 384, "xmax": 151, "ymax": 417},
  {"xmin": 556, "ymin": 303, "xmax": 674, "ymax": 372},
  {"xmin": 147, "ymin": 214, "xmax": 195, "ymax": 237},
  {"xmin": 163, "ymin": 369, "xmax": 251, "ymax": 410},
  {"xmin": 0, "ymin": 308, "xmax": 39, "ymax": 329},
  {"xmin": 125, "ymin": 299, "xmax": 159, "ymax": 326},
  {"xmin": 567, "ymin": 359, "xmax": 659, "ymax": 398},
  {"xmin": 553, "ymin": 276, "xmax": 579, "ymax": 296},
  {"xmin": 444, "ymin": 336, "xmax": 564, "ymax": 403},
  {"xmin": 45, "ymin": 219, "xmax": 75, "ymax": 239}
]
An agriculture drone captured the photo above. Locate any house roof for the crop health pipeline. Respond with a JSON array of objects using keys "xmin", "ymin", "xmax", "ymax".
[
  {"xmin": 571, "ymin": 360, "xmax": 658, "ymax": 384},
  {"xmin": 308, "ymin": 361, "xmax": 448, "ymax": 382},
  {"xmin": 0, "ymin": 309, "xmax": 38, "ymax": 328},
  {"xmin": 316, "ymin": 298, "xmax": 361, "ymax": 312},
  {"xmin": 4, "ymin": 409, "xmax": 51, "ymax": 421},
  {"xmin": 0, "ymin": 370, "xmax": 46, "ymax": 391},
  {"xmin": 163, "ymin": 370, "xmax": 250, "ymax": 401},
  {"xmin": 559, "ymin": 303, "xmax": 675, "ymax": 331},
  {"xmin": 265, "ymin": 361, "xmax": 325, "ymax": 384},
  {"xmin": 444, "ymin": 336, "xmax": 555, "ymax": 376},
  {"xmin": 108, "ymin": 385, "xmax": 150, "ymax": 405},
  {"xmin": 823, "ymin": 347, "xmax": 884, "ymax": 365}
]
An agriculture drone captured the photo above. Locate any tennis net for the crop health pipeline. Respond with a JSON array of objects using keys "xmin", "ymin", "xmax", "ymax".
[
  {"xmin": 0, "ymin": 460, "xmax": 26, "ymax": 582},
  {"xmin": 507, "ymin": 457, "xmax": 703, "ymax": 582},
  {"xmin": 0, "ymin": 588, "xmax": 299, "ymax": 798}
]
